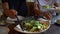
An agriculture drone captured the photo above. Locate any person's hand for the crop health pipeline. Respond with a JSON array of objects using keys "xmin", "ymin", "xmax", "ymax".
[
  {"xmin": 3, "ymin": 9, "xmax": 17, "ymax": 19},
  {"xmin": 42, "ymin": 12, "xmax": 52, "ymax": 20},
  {"xmin": 34, "ymin": 8, "xmax": 52, "ymax": 20}
]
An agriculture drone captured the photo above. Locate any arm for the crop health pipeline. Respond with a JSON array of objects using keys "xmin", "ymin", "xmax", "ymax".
[
  {"xmin": 2, "ymin": 1, "xmax": 18, "ymax": 33},
  {"xmin": 2, "ymin": 0, "xmax": 17, "ymax": 19},
  {"xmin": 2, "ymin": 0, "xmax": 9, "ymax": 17},
  {"xmin": 1, "ymin": 0, "xmax": 9, "ymax": 19},
  {"xmin": 34, "ymin": 0, "xmax": 52, "ymax": 20},
  {"xmin": 2, "ymin": 0, "xmax": 9, "ymax": 10},
  {"xmin": 34, "ymin": 7, "xmax": 52, "ymax": 20}
]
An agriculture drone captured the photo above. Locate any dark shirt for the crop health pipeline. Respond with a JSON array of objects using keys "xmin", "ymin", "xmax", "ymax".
[{"xmin": 2, "ymin": 0, "xmax": 28, "ymax": 17}]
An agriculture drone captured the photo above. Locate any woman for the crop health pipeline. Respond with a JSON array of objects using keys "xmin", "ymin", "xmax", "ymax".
[{"xmin": 35, "ymin": 0, "xmax": 58, "ymax": 17}]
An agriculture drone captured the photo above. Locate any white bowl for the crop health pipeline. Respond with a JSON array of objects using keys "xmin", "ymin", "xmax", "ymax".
[
  {"xmin": 55, "ymin": 18, "xmax": 60, "ymax": 24},
  {"xmin": 14, "ymin": 18, "xmax": 51, "ymax": 34}
]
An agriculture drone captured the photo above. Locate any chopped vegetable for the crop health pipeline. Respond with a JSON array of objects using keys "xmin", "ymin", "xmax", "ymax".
[
  {"xmin": 43, "ymin": 5, "xmax": 51, "ymax": 9},
  {"xmin": 22, "ymin": 20, "xmax": 49, "ymax": 32},
  {"xmin": 30, "ymin": 27, "xmax": 37, "ymax": 32}
]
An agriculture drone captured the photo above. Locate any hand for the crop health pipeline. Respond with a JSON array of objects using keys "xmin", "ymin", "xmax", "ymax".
[
  {"xmin": 34, "ymin": 8, "xmax": 52, "ymax": 20},
  {"xmin": 3, "ymin": 9, "xmax": 17, "ymax": 19},
  {"xmin": 42, "ymin": 12, "xmax": 52, "ymax": 20}
]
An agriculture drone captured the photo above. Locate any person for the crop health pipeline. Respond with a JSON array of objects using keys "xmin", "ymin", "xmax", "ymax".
[
  {"xmin": 1, "ymin": 0, "xmax": 52, "ymax": 34},
  {"xmin": 2, "ymin": 0, "xmax": 28, "ymax": 19},
  {"xmin": 35, "ymin": 0, "xmax": 58, "ymax": 17},
  {"xmin": 2, "ymin": 0, "xmax": 52, "ymax": 19}
]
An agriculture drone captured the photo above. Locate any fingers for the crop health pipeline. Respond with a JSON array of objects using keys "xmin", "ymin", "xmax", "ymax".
[
  {"xmin": 34, "ymin": 8, "xmax": 52, "ymax": 20},
  {"xmin": 10, "ymin": 9, "xmax": 17, "ymax": 15},
  {"xmin": 8, "ymin": 9, "xmax": 17, "ymax": 19},
  {"xmin": 43, "ymin": 12, "xmax": 52, "ymax": 20}
]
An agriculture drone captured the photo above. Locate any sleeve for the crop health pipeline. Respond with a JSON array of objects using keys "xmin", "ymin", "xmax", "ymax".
[{"xmin": 2, "ymin": 0, "xmax": 8, "ymax": 3}]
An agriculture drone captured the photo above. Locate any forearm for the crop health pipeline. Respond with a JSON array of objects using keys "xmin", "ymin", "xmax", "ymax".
[
  {"xmin": 1, "ymin": 2, "xmax": 9, "ymax": 18},
  {"xmin": 34, "ymin": 7, "xmax": 43, "ymax": 16}
]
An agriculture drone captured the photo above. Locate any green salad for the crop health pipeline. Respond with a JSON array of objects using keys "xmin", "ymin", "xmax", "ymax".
[
  {"xmin": 43, "ymin": 5, "xmax": 51, "ymax": 9},
  {"xmin": 22, "ymin": 20, "xmax": 49, "ymax": 32}
]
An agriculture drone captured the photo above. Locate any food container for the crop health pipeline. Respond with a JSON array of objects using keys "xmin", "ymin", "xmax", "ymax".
[
  {"xmin": 56, "ymin": 18, "xmax": 60, "ymax": 24},
  {"xmin": 14, "ymin": 16, "xmax": 51, "ymax": 34}
]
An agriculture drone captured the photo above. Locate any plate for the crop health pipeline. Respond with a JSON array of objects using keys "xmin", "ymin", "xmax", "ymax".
[{"xmin": 14, "ymin": 18, "xmax": 51, "ymax": 34}]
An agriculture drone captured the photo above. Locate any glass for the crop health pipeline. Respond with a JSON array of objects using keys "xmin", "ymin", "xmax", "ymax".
[{"xmin": 26, "ymin": 0, "xmax": 35, "ymax": 16}]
